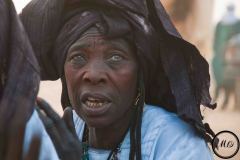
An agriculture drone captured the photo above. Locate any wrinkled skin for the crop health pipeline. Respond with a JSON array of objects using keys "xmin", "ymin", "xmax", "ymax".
[{"xmin": 64, "ymin": 34, "xmax": 138, "ymax": 149}]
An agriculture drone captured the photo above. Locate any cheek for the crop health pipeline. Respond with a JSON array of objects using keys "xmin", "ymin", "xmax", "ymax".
[
  {"xmin": 119, "ymin": 70, "xmax": 137, "ymax": 89},
  {"xmin": 64, "ymin": 65, "xmax": 79, "ymax": 106},
  {"xmin": 114, "ymin": 64, "xmax": 138, "ymax": 102}
]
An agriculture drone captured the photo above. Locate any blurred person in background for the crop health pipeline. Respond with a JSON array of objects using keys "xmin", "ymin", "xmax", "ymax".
[
  {"xmin": 212, "ymin": 4, "xmax": 240, "ymax": 108},
  {"xmin": 224, "ymin": 33, "xmax": 240, "ymax": 109},
  {"xmin": 161, "ymin": 0, "xmax": 214, "ymax": 56}
]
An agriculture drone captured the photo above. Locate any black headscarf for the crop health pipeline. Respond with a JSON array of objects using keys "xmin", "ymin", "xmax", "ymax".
[
  {"xmin": 0, "ymin": 0, "xmax": 40, "ymax": 128},
  {"xmin": 20, "ymin": 0, "xmax": 216, "ymax": 140}
]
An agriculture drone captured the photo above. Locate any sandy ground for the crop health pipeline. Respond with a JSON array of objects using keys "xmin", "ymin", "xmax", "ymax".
[{"xmin": 38, "ymin": 79, "xmax": 240, "ymax": 160}]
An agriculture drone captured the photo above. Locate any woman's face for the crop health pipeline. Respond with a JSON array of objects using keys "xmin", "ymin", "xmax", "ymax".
[{"xmin": 64, "ymin": 35, "xmax": 138, "ymax": 128}]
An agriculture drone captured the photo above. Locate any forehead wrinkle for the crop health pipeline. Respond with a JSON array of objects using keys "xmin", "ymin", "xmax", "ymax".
[
  {"xmin": 71, "ymin": 36, "xmax": 107, "ymax": 51},
  {"xmin": 68, "ymin": 35, "xmax": 103, "ymax": 53},
  {"xmin": 107, "ymin": 39, "xmax": 133, "ymax": 53},
  {"xmin": 80, "ymin": 35, "xmax": 132, "ymax": 51},
  {"xmin": 69, "ymin": 34, "xmax": 134, "ymax": 57},
  {"xmin": 68, "ymin": 41, "xmax": 91, "ymax": 53}
]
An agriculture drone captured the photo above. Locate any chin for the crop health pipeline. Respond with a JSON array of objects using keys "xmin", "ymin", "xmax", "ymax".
[
  {"xmin": 84, "ymin": 117, "xmax": 113, "ymax": 128},
  {"xmin": 74, "ymin": 108, "xmax": 115, "ymax": 128}
]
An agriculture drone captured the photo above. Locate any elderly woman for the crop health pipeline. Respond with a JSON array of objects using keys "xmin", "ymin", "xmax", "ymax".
[{"xmin": 21, "ymin": 0, "xmax": 216, "ymax": 159}]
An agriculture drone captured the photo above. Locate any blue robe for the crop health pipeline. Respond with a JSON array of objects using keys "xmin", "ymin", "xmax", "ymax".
[{"xmin": 24, "ymin": 105, "xmax": 213, "ymax": 159}]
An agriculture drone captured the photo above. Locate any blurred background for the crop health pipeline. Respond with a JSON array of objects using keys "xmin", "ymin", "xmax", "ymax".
[{"xmin": 13, "ymin": 0, "xmax": 240, "ymax": 159}]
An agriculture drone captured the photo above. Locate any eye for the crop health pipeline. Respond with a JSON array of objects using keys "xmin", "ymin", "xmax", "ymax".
[
  {"xmin": 108, "ymin": 54, "xmax": 124, "ymax": 62},
  {"xmin": 69, "ymin": 54, "xmax": 86, "ymax": 65}
]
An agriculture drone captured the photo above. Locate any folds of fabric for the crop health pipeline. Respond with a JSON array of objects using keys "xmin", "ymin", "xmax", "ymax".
[{"xmin": 0, "ymin": 0, "xmax": 40, "ymax": 129}]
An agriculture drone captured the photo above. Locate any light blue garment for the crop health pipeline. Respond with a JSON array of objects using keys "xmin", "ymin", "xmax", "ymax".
[
  {"xmin": 24, "ymin": 105, "xmax": 213, "ymax": 160},
  {"xmin": 73, "ymin": 104, "xmax": 213, "ymax": 160},
  {"xmin": 24, "ymin": 110, "xmax": 59, "ymax": 160}
]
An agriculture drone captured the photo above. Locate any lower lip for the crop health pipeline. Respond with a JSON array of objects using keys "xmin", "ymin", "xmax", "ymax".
[{"xmin": 81, "ymin": 102, "xmax": 111, "ymax": 116}]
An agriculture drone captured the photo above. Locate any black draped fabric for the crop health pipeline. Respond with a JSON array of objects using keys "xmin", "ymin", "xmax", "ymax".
[
  {"xmin": 20, "ymin": 0, "xmax": 216, "ymax": 138},
  {"xmin": 0, "ymin": 0, "xmax": 40, "ymax": 128}
]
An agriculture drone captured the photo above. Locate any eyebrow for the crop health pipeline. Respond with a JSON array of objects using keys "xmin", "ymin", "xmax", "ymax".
[
  {"xmin": 108, "ymin": 40, "xmax": 133, "ymax": 53},
  {"xmin": 68, "ymin": 36, "xmax": 107, "ymax": 53},
  {"xmin": 68, "ymin": 42, "xmax": 91, "ymax": 53}
]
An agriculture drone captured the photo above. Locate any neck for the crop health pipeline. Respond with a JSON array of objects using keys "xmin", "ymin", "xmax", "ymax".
[{"xmin": 88, "ymin": 109, "xmax": 134, "ymax": 149}]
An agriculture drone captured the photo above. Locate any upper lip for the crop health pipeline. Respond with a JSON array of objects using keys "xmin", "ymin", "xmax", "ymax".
[{"xmin": 80, "ymin": 92, "xmax": 111, "ymax": 103}]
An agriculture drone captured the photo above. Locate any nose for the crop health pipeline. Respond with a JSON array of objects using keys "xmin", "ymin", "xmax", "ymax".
[{"xmin": 82, "ymin": 61, "xmax": 107, "ymax": 85}]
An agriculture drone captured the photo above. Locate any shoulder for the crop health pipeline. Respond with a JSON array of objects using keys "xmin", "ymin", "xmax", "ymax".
[
  {"xmin": 142, "ymin": 104, "xmax": 190, "ymax": 136},
  {"xmin": 141, "ymin": 105, "xmax": 213, "ymax": 160},
  {"xmin": 141, "ymin": 105, "xmax": 194, "ymax": 143}
]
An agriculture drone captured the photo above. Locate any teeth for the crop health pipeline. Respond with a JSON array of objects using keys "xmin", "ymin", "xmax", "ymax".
[
  {"xmin": 85, "ymin": 100, "xmax": 104, "ymax": 108},
  {"xmin": 84, "ymin": 96, "xmax": 109, "ymax": 108}
]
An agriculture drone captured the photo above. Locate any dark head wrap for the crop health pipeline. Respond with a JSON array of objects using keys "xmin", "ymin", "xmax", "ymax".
[
  {"xmin": 20, "ymin": 0, "xmax": 216, "ymax": 141},
  {"xmin": 0, "ymin": 0, "xmax": 40, "ymax": 128}
]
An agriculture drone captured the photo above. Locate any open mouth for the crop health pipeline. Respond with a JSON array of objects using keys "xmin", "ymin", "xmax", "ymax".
[
  {"xmin": 81, "ymin": 93, "xmax": 111, "ymax": 109},
  {"xmin": 84, "ymin": 97, "xmax": 109, "ymax": 108}
]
